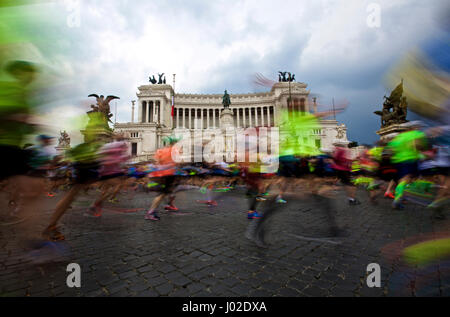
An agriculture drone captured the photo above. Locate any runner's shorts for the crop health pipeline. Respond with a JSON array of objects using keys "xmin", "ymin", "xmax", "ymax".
[
  {"xmin": 395, "ymin": 161, "xmax": 419, "ymax": 179},
  {"xmin": 278, "ymin": 156, "xmax": 301, "ymax": 178},
  {"xmin": 0, "ymin": 145, "xmax": 31, "ymax": 180},
  {"xmin": 335, "ymin": 170, "xmax": 352, "ymax": 185},
  {"xmin": 73, "ymin": 162, "xmax": 100, "ymax": 184}
]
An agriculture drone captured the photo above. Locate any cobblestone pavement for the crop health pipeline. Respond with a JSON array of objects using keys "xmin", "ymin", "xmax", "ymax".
[{"xmin": 0, "ymin": 187, "xmax": 449, "ymax": 297}]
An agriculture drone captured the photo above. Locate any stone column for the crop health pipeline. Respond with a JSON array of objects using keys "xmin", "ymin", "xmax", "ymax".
[
  {"xmin": 213, "ymin": 109, "xmax": 216, "ymax": 128},
  {"xmin": 207, "ymin": 108, "xmax": 210, "ymax": 129},
  {"xmin": 261, "ymin": 107, "xmax": 265, "ymax": 127},
  {"xmin": 237, "ymin": 108, "xmax": 240, "ymax": 128},
  {"xmin": 148, "ymin": 101, "xmax": 152, "ymax": 123},
  {"xmin": 152, "ymin": 101, "xmax": 156, "ymax": 123},
  {"xmin": 182, "ymin": 108, "xmax": 185, "ymax": 128},
  {"xmin": 256, "ymin": 107, "xmax": 260, "ymax": 126},
  {"xmin": 188, "ymin": 108, "xmax": 192, "ymax": 129},
  {"xmin": 201, "ymin": 109, "xmax": 204, "ymax": 129}
]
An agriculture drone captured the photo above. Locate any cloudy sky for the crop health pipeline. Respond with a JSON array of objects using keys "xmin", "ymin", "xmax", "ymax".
[{"xmin": 33, "ymin": 0, "xmax": 447, "ymax": 145}]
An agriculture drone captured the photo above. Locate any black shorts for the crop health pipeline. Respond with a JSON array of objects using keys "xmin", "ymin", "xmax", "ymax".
[
  {"xmin": 336, "ymin": 170, "xmax": 352, "ymax": 185},
  {"xmin": 73, "ymin": 162, "xmax": 100, "ymax": 184},
  {"xmin": 395, "ymin": 161, "xmax": 419, "ymax": 179},
  {"xmin": 278, "ymin": 156, "xmax": 301, "ymax": 178},
  {"xmin": 0, "ymin": 145, "xmax": 31, "ymax": 180},
  {"xmin": 160, "ymin": 175, "xmax": 177, "ymax": 194}
]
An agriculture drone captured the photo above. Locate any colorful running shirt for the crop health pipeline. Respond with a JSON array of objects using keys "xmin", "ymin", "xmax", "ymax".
[
  {"xmin": 98, "ymin": 141, "xmax": 129, "ymax": 177},
  {"xmin": 368, "ymin": 147, "xmax": 383, "ymax": 162},
  {"xmin": 278, "ymin": 110, "xmax": 322, "ymax": 157},
  {"xmin": 388, "ymin": 130, "xmax": 427, "ymax": 163},
  {"xmin": 331, "ymin": 147, "xmax": 352, "ymax": 171},
  {"xmin": 67, "ymin": 142, "xmax": 101, "ymax": 164},
  {"xmin": 151, "ymin": 145, "xmax": 179, "ymax": 177}
]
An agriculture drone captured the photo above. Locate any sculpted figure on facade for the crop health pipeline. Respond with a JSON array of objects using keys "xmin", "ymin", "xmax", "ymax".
[
  {"xmin": 58, "ymin": 130, "xmax": 71, "ymax": 148},
  {"xmin": 374, "ymin": 81, "xmax": 409, "ymax": 128},
  {"xmin": 88, "ymin": 94, "xmax": 120, "ymax": 123}
]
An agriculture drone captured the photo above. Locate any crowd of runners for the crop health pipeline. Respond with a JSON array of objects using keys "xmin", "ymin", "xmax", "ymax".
[{"xmin": 0, "ymin": 61, "xmax": 448, "ymax": 248}]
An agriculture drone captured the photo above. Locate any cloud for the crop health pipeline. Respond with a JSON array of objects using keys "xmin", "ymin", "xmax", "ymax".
[{"xmin": 40, "ymin": 0, "xmax": 448, "ymax": 145}]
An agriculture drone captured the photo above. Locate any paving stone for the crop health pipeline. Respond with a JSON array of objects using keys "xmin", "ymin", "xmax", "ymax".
[{"xmin": 155, "ymin": 283, "xmax": 173, "ymax": 296}]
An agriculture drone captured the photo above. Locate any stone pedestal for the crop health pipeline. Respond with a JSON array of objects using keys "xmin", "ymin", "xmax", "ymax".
[
  {"xmin": 376, "ymin": 123, "xmax": 413, "ymax": 142},
  {"xmin": 55, "ymin": 146, "xmax": 71, "ymax": 155},
  {"xmin": 220, "ymin": 109, "xmax": 235, "ymax": 130},
  {"xmin": 81, "ymin": 128, "xmax": 113, "ymax": 144}
]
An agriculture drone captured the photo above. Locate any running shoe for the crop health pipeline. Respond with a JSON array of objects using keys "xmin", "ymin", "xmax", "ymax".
[
  {"xmin": 247, "ymin": 211, "xmax": 256, "ymax": 219},
  {"xmin": 165, "ymin": 205, "xmax": 179, "ymax": 212},
  {"xmin": 384, "ymin": 192, "xmax": 395, "ymax": 199},
  {"xmin": 145, "ymin": 212, "xmax": 160, "ymax": 221},
  {"xmin": 256, "ymin": 196, "xmax": 267, "ymax": 202},
  {"xmin": 206, "ymin": 200, "xmax": 218, "ymax": 207},
  {"xmin": 276, "ymin": 198, "xmax": 287, "ymax": 204},
  {"xmin": 250, "ymin": 211, "xmax": 263, "ymax": 219}
]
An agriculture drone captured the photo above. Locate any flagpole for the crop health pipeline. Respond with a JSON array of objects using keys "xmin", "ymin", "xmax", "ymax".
[{"xmin": 172, "ymin": 74, "xmax": 176, "ymax": 130}]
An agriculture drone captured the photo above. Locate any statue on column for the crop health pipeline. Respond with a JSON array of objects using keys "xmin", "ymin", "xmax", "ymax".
[
  {"xmin": 222, "ymin": 90, "xmax": 231, "ymax": 109},
  {"xmin": 374, "ymin": 81, "xmax": 409, "ymax": 128},
  {"xmin": 88, "ymin": 94, "xmax": 120, "ymax": 123}
]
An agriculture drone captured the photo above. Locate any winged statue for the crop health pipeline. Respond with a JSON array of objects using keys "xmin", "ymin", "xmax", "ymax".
[{"xmin": 88, "ymin": 94, "xmax": 120, "ymax": 122}]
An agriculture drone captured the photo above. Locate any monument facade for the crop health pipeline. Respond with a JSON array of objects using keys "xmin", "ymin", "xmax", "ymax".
[{"xmin": 115, "ymin": 81, "xmax": 350, "ymax": 163}]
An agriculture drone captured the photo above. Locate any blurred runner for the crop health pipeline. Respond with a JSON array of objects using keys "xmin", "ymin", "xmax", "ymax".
[
  {"xmin": 331, "ymin": 142, "xmax": 360, "ymax": 205},
  {"xmin": 145, "ymin": 137, "xmax": 180, "ymax": 221},
  {"xmin": 388, "ymin": 123, "xmax": 428, "ymax": 210},
  {"xmin": 84, "ymin": 135, "xmax": 130, "ymax": 217}
]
